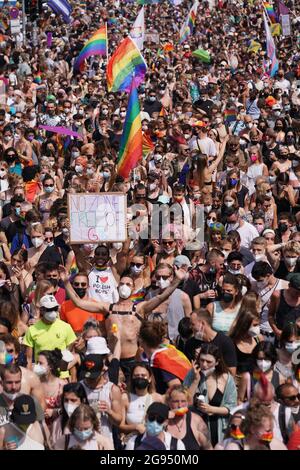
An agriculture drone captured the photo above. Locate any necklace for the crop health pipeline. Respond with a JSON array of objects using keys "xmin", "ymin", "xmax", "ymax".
[{"xmin": 174, "ymin": 417, "xmax": 185, "ymax": 433}]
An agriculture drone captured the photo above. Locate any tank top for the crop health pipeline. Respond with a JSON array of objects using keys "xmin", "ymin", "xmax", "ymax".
[
  {"xmin": 181, "ymin": 411, "xmax": 201, "ymax": 450},
  {"xmin": 275, "ymin": 290, "xmax": 300, "ymax": 330},
  {"xmin": 88, "ymin": 267, "xmax": 119, "ymax": 303},
  {"xmin": 81, "ymin": 380, "xmax": 114, "ymax": 440},
  {"xmin": 126, "ymin": 393, "xmax": 153, "ymax": 425},
  {"xmin": 167, "ymin": 289, "xmax": 185, "ymax": 341},
  {"xmin": 212, "ymin": 301, "xmax": 240, "ymax": 334},
  {"xmin": 235, "ymin": 337, "xmax": 260, "ymax": 374}
]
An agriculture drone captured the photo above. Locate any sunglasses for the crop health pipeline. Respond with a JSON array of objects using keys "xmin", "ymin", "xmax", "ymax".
[
  {"xmin": 147, "ymin": 414, "xmax": 165, "ymax": 424},
  {"xmin": 73, "ymin": 282, "xmax": 87, "ymax": 288},
  {"xmin": 283, "ymin": 394, "xmax": 300, "ymax": 401},
  {"xmin": 162, "ymin": 241, "xmax": 174, "ymax": 245},
  {"xmin": 45, "ymin": 237, "xmax": 53, "ymax": 241},
  {"xmin": 44, "ymin": 184, "xmax": 54, "ymax": 188},
  {"xmin": 130, "ymin": 263, "xmax": 144, "ymax": 268}
]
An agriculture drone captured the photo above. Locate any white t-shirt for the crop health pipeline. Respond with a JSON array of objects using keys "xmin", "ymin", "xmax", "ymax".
[
  {"xmin": 237, "ymin": 221, "xmax": 259, "ymax": 249},
  {"xmin": 189, "ymin": 136, "xmax": 217, "ymax": 156},
  {"xmin": 88, "ymin": 267, "xmax": 119, "ymax": 303},
  {"xmin": 125, "ymin": 431, "xmax": 186, "ymax": 450}
]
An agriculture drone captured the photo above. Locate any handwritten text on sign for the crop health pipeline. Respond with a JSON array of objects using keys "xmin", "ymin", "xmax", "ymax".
[{"xmin": 68, "ymin": 193, "xmax": 127, "ymax": 243}]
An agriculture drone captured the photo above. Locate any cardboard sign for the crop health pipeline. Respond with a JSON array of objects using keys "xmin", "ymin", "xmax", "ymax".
[{"xmin": 68, "ymin": 193, "xmax": 127, "ymax": 243}]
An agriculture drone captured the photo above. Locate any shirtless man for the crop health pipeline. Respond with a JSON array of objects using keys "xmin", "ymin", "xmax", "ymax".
[
  {"xmin": 0, "ymin": 335, "xmax": 45, "ymax": 410},
  {"xmin": 61, "ymin": 266, "xmax": 187, "ymax": 378}
]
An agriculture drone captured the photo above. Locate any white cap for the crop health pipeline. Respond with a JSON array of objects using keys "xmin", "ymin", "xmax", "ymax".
[
  {"xmin": 174, "ymin": 255, "xmax": 191, "ymax": 268},
  {"xmin": 86, "ymin": 337, "xmax": 110, "ymax": 355},
  {"xmin": 40, "ymin": 294, "xmax": 59, "ymax": 309}
]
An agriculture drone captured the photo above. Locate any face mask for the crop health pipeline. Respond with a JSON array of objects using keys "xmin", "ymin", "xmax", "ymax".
[
  {"xmin": 74, "ymin": 428, "xmax": 93, "ymax": 441},
  {"xmin": 222, "ymin": 250, "xmax": 230, "ymax": 260},
  {"xmin": 163, "ymin": 247, "xmax": 175, "ymax": 255},
  {"xmin": 31, "ymin": 237, "xmax": 44, "ymax": 248},
  {"xmin": 4, "ymin": 135, "xmax": 11, "ymax": 142},
  {"xmin": 174, "ymin": 196, "xmax": 183, "ymax": 203},
  {"xmin": 102, "ymin": 109, "xmax": 109, "ymax": 116},
  {"xmin": 269, "ymin": 176, "xmax": 277, "ymax": 184},
  {"xmin": 120, "ymin": 111, "xmax": 126, "ymax": 118},
  {"xmin": 285, "ymin": 257, "xmax": 297, "ymax": 267},
  {"xmin": 224, "ymin": 200, "xmax": 234, "ymax": 207},
  {"xmin": 130, "ymin": 265, "xmax": 144, "ymax": 276},
  {"xmin": 285, "ymin": 342, "xmax": 300, "ymax": 354},
  {"xmin": 156, "ymin": 278, "xmax": 171, "ymax": 289},
  {"xmin": 64, "ymin": 402, "xmax": 79, "ymax": 417},
  {"xmin": 149, "ymin": 96, "xmax": 156, "ymax": 102},
  {"xmin": 14, "ymin": 133, "xmax": 20, "ymax": 140},
  {"xmin": 103, "ymin": 171, "xmax": 110, "ymax": 179},
  {"xmin": 291, "ymin": 405, "xmax": 300, "ymax": 413},
  {"xmin": 256, "ymin": 279, "xmax": 268, "ymax": 290},
  {"xmin": 33, "ymin": 363, "xmax": 48, "ymax": 376},
  {"xmin": 228, "ymin": 268, "xmax": 242, "ymax": 275},
  {"xmin": 44, "ymin": 186, "xmax": 54, "ymax": 194},
  {"xmin": 86, "ymin": 168, "xmax": 94, "ymax": 176},
  {"xmin": 201, "ymin": 366, "xmax": 215, "ymax": 377},
  {"xmin": 286, "ymin": 136, "xmax": 294, "ymax": 144},
  {"xmin": 132, "ymin": 378, "xmax": 149, "ymax": 390},
  {"xmin": 118, "ymin": 284, "xmax": 132, "ymax": 299},
  {"xmin": 222, "ymin": 292, "xmax": 234, "ymax": 303},
  {"xmin": 257, "ymin": 359, "xmax": 272, "ymax": 373},
  {"xmin": 75, "ymin": 165, "xmax": 83, "ymax": 174},
  {"xmin": 149, "ymin": 182, "xmax": 157, "ymax": 192},
  {"xmin": 248, "ymin": 325, "xmax": 260, "ymax": 337},
  {"xmin": 278, "ymin": 222, "xmax": 288, "ymax": 233},
  {"xmin": 204, "ymin": 205, "xmax": 212, "ymax": 213},
  {"xmin": 292, "ymin": 160, "xmax": 299, "ymax": 168},
  {"xmin": 253, "ymin": 253, "xmax": 264, "ymax": 262},
  {"xmin": 74, "ymin": 287, "xmax": 86, "ymax": 299},
  {"xmin": 194, "ymin": 329, "xmax": 204, "ymax": 341},
  {"xmin": 184, "ymin": 134, "xmax": 191, "ymax": 140},
  {"xmin": 72, "ymin": 151, "xmax": 80, "ymax": 159},
  {"xmin": 207, "ymin": 219, "xmax": 214, "ymax": 228},
  {"xmin": 230, "ymin": 178, "xmax": 238, "ymax": 186},
  {"xmin": 146, "ymin": 420, "xmax": 164, "ymax": 436},
  {"xmin": 43, "ymin": 310, "xmax": 57, "ymax": 323},
  {"xmin": 3, "ymin": 391, "xmax": 19, "ymax": 401},
  {"xmin": 246, "ymin": 123, "xmax": 253, "ymax": 129},
  {"xmin": 0, "ymin": 170, "xmax": 7, "ymax": 178},
  {"xmin": 251, "ymin": 155, "xmax": 258, "ymax": 162},
  {"xmin": 62, "ymin": 227, "xmax": 69, "ymax": 236},
  {"xmin": 15, "ymin": 207, "xmax": 21, "ymax": 217}
]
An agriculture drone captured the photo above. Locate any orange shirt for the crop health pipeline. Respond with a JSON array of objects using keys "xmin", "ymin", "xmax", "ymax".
[{"xmin": 60, "ymin": 299, "xmax": 104, "ymax": 333}]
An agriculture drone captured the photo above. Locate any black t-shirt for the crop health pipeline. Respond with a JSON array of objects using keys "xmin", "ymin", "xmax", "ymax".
[
  {"xmin": 39, "ymin": 245, "xmax": 68, "ymax": 266},
  {"xmin": 274, "ymin": 260, "xmax": 298, "ymax": 281},
  {"xmin": 4, "ymin": 220, "xmax": 25, "ymax": 244},
  {"xmin": 152, "ymin": 367, "xmax": 179, "ymax": 394},
  {"xmin": 261, "ymin": 143, "xmax": 280, "ymax": 168},
  {"xmin": 180, "ymin": 279, "xmax": 201, "ymax": 308},
  {"xmin": 143, "ymin": 100, "xmax": 162, "ymax": 117},
  {"xmin": 184, "ymin": 333, "xmax": 237, "ymax": 369},
  {"xmin": 54, "ymin": 234, "xmax": 72, "ymax": 255},
  {"xmin": 240, "ymin": 246, "xmax": 255, "ymax": 267}
]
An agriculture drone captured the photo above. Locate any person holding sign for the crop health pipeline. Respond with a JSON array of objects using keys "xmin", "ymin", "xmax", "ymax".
[{"xmin": 60, "ymin": 266, "xmax": 187, "ymax": 380}]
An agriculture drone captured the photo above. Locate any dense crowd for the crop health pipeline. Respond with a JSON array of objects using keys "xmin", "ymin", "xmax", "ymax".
[{"xmin": 0, "ymin": 0, "xmax": 300, "ymax": 451}]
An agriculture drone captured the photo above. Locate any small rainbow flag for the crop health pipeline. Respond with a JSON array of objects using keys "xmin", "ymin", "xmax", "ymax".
[
  {"xmin": 130, "ymin": 289, "xmax": 146, "ymax": 304},
  {"xmin": 230, "ymin": 427, "xmax": 245, "ymax": 440},
  {"xmin": 224, "ymin": 108, "xmax": 237, "ymax": 123},
  {"xmin": 264, "ymin": 2, "xmax": 277, "ymax": 23},
  {"xmin": 163, "ymin": 43, "xmax": 174, "ymax": 52},
  {"xmin": 69, "ymin": 256, "xmax": 78, "ymax": 276},
  {"xmin": 179, "ymin": 0, "xmax": 198, "ymax": 44},
  {"xmin": 117, "ymin": 82, "xmax": 143, "ymax": 178},
  {"xmin": 74, "ymin": 25, "xmax": 107, "ymax": 72},
  {"xmin": 107, "ymin": 36, "xmax": 147, "ymax": 93}
]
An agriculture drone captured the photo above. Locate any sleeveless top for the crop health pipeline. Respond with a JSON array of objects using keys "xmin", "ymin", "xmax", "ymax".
[
  {"xmin": 81, "ymin": 380, "xmax": 114, "ymax": 440},
  {"xmin": 212, "ymin": 301, "xmax": 240, "ymax": 334},
  {"xmin": 126, "ymin": 393, "xmax": 153, "ymax": 425},
  {"xmin": 45, "ymin": 381, "xmax": 64, "ymax": 426},
  {"xmin": 181, "ymin": 411, "xmax": 201, "ymax": 451},
  {"xmin": 275, "ymin": 290, "xmax": 300, "ymax": 330},
  {"xmin": 235, "ymin": 337, "xmax": 260, "ymax": 374}
]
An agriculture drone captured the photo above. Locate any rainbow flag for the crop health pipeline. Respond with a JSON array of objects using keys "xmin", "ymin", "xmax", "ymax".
[
  {"xmin": 69, "ymin": 256, "xmax": 78, "ymax": 276},
  {"xmin": 107, "ymin": 36, "xmax": 147, "ymax": 93},
  {"xmin": 117, "ymin": 82, "xmax": 143, "ymax": 178},
  {"xmin": 179, "ymin": 0, "xmax": 199, "ymax": 44},
  {"xmin": 142, "ymin": 132, "xmax": 155, "ymax": 156},
  {"xmin": 130, "ymin": 288, "xmax": 146, "ymax": 304},
  {"xmin": 264, "ymin": 2, "xmax": 277, "ymax": 23},
  {"xmin": 151, "ymin": 344, "xmax": 191, "ymax": 381},
  {"xmin": 73, "ymin": 25, "xmax": 107, "ymax": 72},
  {"xmin": 224, "ymin": 108, "xmax": 237, "ymax": 123}
]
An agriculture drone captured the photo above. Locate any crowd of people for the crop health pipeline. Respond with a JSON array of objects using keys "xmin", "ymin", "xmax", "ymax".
[{"xmin": 0, "ymin": 0, "xmax": 300, "ymax": 451}]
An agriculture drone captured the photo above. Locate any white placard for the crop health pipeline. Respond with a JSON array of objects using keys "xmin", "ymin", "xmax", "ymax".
[
  {"xmin": 68, "ymin": 193, "xmax": 127, "ymax": 243},
  {"xmin": 281, "ymin": 14, "xmax": 291, "ymax": 36}
]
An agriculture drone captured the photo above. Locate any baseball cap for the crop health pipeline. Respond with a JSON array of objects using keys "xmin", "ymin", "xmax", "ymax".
[
  {"xmin": 287, "ymin": 273, "xmax": 300, "ymax": 291},
  {"xmin": 81, "ymin": 354, "xmax": 104, "ymax": 379},
  {"xmin": 11, "ymin": 395, "xmax": 37, "ymax": 425},
  {"xmin": 136, "ymin": 436, "xmax": 166, "ymax": 450},
  {"xmin": 146, "ymin": 402, "xmax": 170, "ymax": 421},
  {"xmin": 174, "ymin": 255, "xmax": 191, "ymax": 268},
  {"xmin": 86, "ymin": 337, "xmax": 110, "ymax": 355},
  {"xmin": 39, "ymin": 294, "xmax": 59, "ymax": 310}
]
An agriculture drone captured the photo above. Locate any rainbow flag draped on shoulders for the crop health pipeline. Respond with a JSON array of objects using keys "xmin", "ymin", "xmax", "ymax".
[
  {"xmin": 150, "ymin": 344, "xmax": 191, "ymax": 381},
  {"xmin": 179, "ymin": 0, "xmax": 199, "ymax": 44},
  {"xmin": 74, "ymin": 25, "xmax": 107, "ymax": 72},
  {"xmin": 107, "ymin": 36, "xmax": 147, "ymax": 92},
  {"xmin": 117, "ymin": 82, "xmax": 143, "ymax": 178}
]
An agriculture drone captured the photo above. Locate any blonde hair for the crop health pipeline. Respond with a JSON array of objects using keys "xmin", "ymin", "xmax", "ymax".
[
  {"xmin": 29, "ymin": 222, "xmax": 44, "ymax": 235},
  {"xmin": 33, "ymin": 280, "xmax": 53, "ymax": 307},
  {"xmin": 283, "ymin": 241, "xmax": 300, "ymax": 256}
]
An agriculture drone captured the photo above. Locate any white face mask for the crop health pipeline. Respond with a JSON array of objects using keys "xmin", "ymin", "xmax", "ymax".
[
  {"xmin": 102, "ymin": 109, "xmax": 109, "ymax": 116},
  {"xmin": 256, "ymin": 359, "xmax": 272, "ymax": 372},
  {"xmin": 204, "ymin": 205, "xmax": 212, "ymax": 213},
  {"xmin": 248, "ymin": 325, "xmax": 260, "ymax": 337},
  {"xmin": 194, "ymin": 328, "xmax": 204, "ymax": 340},
  {"xmin": 0, "ymin": 170, "xmax": 7, "ymax": 178},
  {"xmin": 130, "ymin": 265, "xmax": 144, "ymax": 275},
  {"xmin": 291, "ymin": 405, "xmax": 300, "ymax": 414},
  {"xmin": 228, "ymin": 268, "xmax": 242, "ymax": 275},
  {"xmin": 120, "ymin": 111, "xmax": 126, "ymax": 118},
  {"xmin": 253, "ymin": 253, "xmax": 264, "ymax": 262},
  {"xmin": 285, "ymin": 257, "xmax": 297, "ymax": 267},
  {"xmin": 149, "ymin": 182, "xmax": 157, "ymax": 191},
  {"xmin": 201, "ymin": 366, "xmax": 215, "ymax": 377},
  {"xmin": 31, "ymin": 237, "xmax": 43, "ymax": 248},
  {"xmin": 112, "ymin": 242, "xmax": 123, "ymax": 251},
  {"xmin": 285, "ymin": 341, "xmax": 300, "ymax": 354},
  {"xmin": 164, "ymin": 247, "xmax": 175, "ymax": 255},
  {"xmin": 184, "ymin": 134, "xmax": 190, "ymax": 140},
  {"xmin": 241, "ymin": 285, "xmax": 248, "ymax": 296},
  {"xmin": 3, "ymin": 390, "xmax": 19, "ymax": 401},
  {"xmin": 156, "ymin": 278, "xmax": 171, "ymax": 290},
  {"xmin": 33, "ymin": 363, "xmax": 48, "ymax": 376},
  {"xmin": 43, "ymin": 311, "xmax": 57, "ymax": 323},
  {"xmin": 256, "ymin": 279, "xmax": 268, "ymax": 290},
  {"xmin": 75, "ymin": 165, "xmax": 83, "ymax": 174},
  {"xmin": 64, "ymin": 402, "xmax": 79, "ymax": 417},
  {"xmin": 86, "ymin": 168, "xmax": 94, "ymax": 176},
  {"xmin": 224, "ymin": 200, "xmax": 234, "ymax": 207},
  {"xmin": 118, "ymin": 284, "xmax": 132, "ymax": 299},
  {"xmin": 222, "ymin": 250, "xmax": 230, "ymax": 260},
  {"xmin": 207, "ymin": 219, "xmax": 214, "ymax": 228}
]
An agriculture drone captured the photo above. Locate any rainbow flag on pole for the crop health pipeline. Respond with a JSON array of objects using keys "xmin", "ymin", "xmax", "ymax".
[
  {"xmin": 107, "ymin": 36, "xmax": 147, "ymax": 92},
  {"xmin": 263, "ymin": 11, "xmax": 279, "ymax": 77},
  {"xmin": 263, "ymin": 2, "xmax": 277, "ymax": 23},
  {"xmin": 179, "ymin": 0, "xmax": 199, "ymax": 44},
  {"xmin": 73, "ymin": 25, "xmax": 107, "ymax": 71},
  {"xmin": 117, "ymin": 82, "xmax": 143, "ymax": 178}
]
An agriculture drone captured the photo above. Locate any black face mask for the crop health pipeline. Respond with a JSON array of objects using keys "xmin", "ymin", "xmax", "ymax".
[
  {"xmin": 221, "ymin": 292, "xmax": 234, "ymax": 303},
  {"xmin": 286, "ymin": 137, "xmax": 295, "ymax": 145},
  {"xmin": 132, "ymin": 378, "xmax": 149, "ymax": 390},
  {"xmin": 74, "ymin": 287, "xmax": 86, "ymax": 299},
  {"xmin": 48, "ymin": 278, "xmax": 58, "ymax": 288},
  {"xmin": 278, "ymin": 222, "xmax": 288, "ymax": 233}
]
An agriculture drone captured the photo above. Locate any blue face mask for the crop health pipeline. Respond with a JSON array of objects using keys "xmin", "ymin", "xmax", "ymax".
[
  {"xmin": 146, "ymin": 420, "xmax": 164, "ymax": 436},
  {"xmin": 15, "ymin": 207, "xmax": 21, "ymax": 216},
  {"xmin": 73, "ymin": 428, "xmax": 93, "ymax": 441}
]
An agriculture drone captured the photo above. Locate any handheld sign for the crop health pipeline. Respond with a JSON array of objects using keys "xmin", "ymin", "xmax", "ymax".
[{"xmin": 68, "ymin": 193, "xmax": 127, "ymax": 243}]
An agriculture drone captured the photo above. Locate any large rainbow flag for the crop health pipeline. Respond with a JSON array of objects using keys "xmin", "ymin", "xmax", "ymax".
[
  {"xmin": 117, "ymin": 83, "xmax": 143, "ymax": 178},
  {"xmin": 74, "ymin": 25, "xmax": 107, "ymax": 71},
  {"xmin": 263, "ymin": 2, "xmax": 277, "ymax": 23},
  {"xmin": 179, "ymin": 0, "xmax": 199, "ymax": 44},
  {"xmin": 107, "ymin": 36, "xmax": 147, "ymax": 92}
]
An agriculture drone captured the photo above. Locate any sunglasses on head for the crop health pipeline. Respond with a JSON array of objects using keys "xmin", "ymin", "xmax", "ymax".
[{"xmin": 147, "ymin": 414, "xmax": 165, "ymax": 424}]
